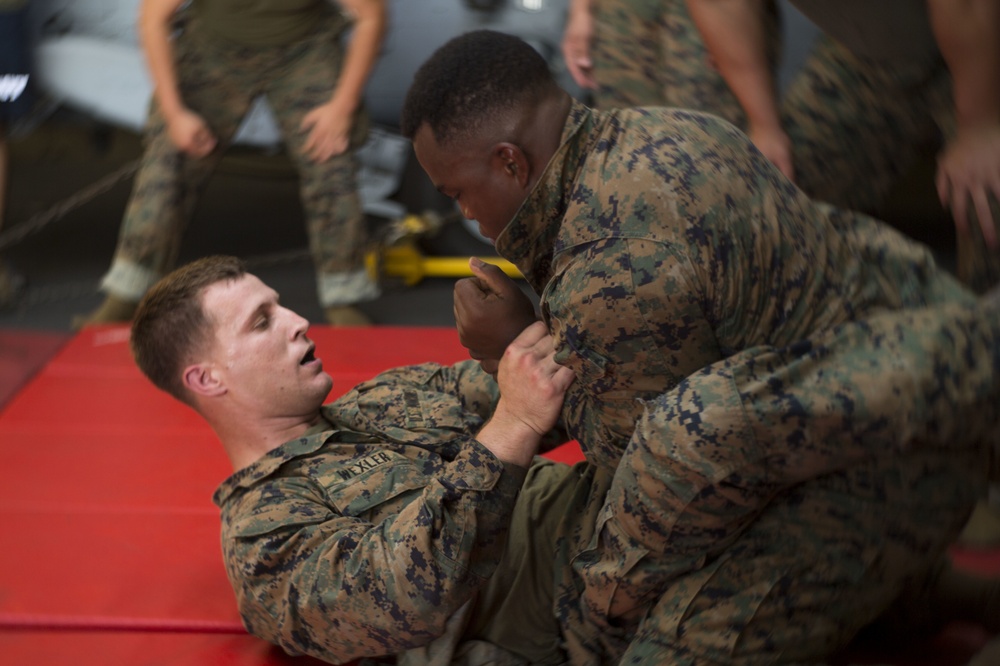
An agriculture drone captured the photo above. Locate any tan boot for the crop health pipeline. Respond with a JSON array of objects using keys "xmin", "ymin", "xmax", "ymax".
[
  {"xmin": 72, "ymin": 294, "xmax": 138, "ymax": 330},
  {"xmin": 324, "ymin": 305, "xmax": 372, "ymax": 326}
]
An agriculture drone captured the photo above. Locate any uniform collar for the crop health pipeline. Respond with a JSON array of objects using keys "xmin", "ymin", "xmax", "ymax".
[
  {"xmin": 495, "ymin": 99, "xmax": 596, "ymax": 292},
  {"xmin": 212, "ymin": 406, "xmax": 358, "ymax": 507}
]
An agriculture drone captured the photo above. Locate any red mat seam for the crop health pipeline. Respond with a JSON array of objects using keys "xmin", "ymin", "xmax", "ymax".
[
  {"xmin": 0, "ymin": 503, "xmax": 219, "ymax": 516},
  {"xmin": 0, "ymin": 613, "xmax": 246, "ymax": 634}
]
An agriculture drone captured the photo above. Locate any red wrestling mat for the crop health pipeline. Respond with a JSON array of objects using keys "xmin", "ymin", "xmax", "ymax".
[
  {"xmin": 0, "ymin": 324, "xmax": 476, "ymax": 665},
  {"xmin": 0, "ymin": 324, "xmax": 994, "ymax": 665}
]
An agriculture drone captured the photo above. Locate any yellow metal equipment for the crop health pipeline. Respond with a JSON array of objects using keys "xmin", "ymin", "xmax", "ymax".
[{"xmin": 366, "ymin": 213, "xmax": 523, "ymax": 286}]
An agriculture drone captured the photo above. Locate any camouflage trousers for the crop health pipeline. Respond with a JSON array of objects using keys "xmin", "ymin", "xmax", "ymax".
[
  {"xmin": 782, "ymin": 38, "xmax": 1000, "ymax": 294},
  {"xmin": 559, "ymin": 300, "xmax": 998, "ymax": 664},
  {"xmin": 590, "ymin": 1, "xmax": 999, "ymax": 295},
  {"xmin": 589, "ymin": 0, "xmax": 781, "ymax": 129},
  {"xmin": 101, "ymin": 13, "xmax": 379, "ymax": 307}
]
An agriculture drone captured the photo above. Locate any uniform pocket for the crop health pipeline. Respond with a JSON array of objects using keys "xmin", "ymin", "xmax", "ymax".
[
  {"xmin": 324, "ymin": 461, "xmax": 430, "ymax": 520},
  {"xmin": 572, "ymin": 504, "xmax": 653, "ymax": 633}
]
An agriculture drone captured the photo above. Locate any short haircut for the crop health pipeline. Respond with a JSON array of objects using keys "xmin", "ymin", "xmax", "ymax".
[
  {"xmin": 130, "ymin": 255, "xmax": 246, "ymax": 405},
  {"xmin": 401, "ymin": 29, "xmax": 556, "ymax": 145}
]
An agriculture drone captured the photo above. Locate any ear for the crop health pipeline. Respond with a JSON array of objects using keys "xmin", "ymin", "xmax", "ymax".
[
  {"xmin": 183, "ymin": 362, "xmax": 226, "ymax": 399},
  {"xmin": 492, "ymin": 143, "xmax": 530, "ymax": 188}
]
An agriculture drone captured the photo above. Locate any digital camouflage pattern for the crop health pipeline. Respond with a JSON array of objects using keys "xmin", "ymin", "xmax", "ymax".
[
  {"xmin": 779, "ymin": 24, "xmax": 1000, "ymax": 295},
  {"xmin": 782, "ymin": 34, "xmax": 950, "ymax": 219},
  {"xmin": 496, "ymin": 99, "xmax": 974, "ymax": 475},
  {"xmin": 591, "ymin": 1, "xmax": 999, "ymax": 294},
  {"xmin": 213, "ymin": 302, "xmax": 999, "ymax": 665},
  {"xmin": 588, "ymin": 301, "xmax": 999, "ymax": 664},
  {"xmin": 589, "ymin": 0, "xmax": 781, "ymax": 127},
  {"xmin": 213, "ymin": 361, "xmax": 527, "ymax": 664},
  {"xmin": 101, "ymin": 9, "xmax": 378, "ymax": 306}
]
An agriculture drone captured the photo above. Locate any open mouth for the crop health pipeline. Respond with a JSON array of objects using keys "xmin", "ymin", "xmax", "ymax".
[{"xmin": 300, "ymin": 346, "xmax": 317, "ymax": 365}]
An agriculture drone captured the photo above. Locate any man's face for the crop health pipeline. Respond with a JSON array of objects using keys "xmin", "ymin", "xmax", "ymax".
[
  {"xmin": 412, "ymin": 124, "xmax": 527, "ymax": 242},
  {"xmin": 198, "ymin": 274, "xmax": 332, "ymax": 415}
]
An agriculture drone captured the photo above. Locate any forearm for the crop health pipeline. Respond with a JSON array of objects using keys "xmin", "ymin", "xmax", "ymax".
[
  {"xmin": 569, "ymin": 0, "xmax": 590, "ymax": 17},
  {"xmin": 476, "ymin": 402, "xmax": 544, "ymax": 468},
  {"xmin": 685, "ymin": 0, "xmax": 781, "ymax": 132},
  {"xmin": 347, "ymin": 361, "xmax": 500, "ymax": 428},
  {"xmin": 927, "ymin": 0, "xmax": 1000, "ymax": 128},
  {"xmin": 562, "ymin": 0, "xmax": 597, "ymax": 89},
  {"xmin": 330, "ymin": 0, "xmax": 387, "ymax": 113},
  {"xmin": 139, "ymin": 0, "xmax": 187, "ymax": 119}
]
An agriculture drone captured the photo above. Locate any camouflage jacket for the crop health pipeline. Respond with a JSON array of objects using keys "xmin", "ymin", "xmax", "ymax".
[
  {"xmin": 495, "ymin": 99, "xmax": 971, "ymax": 473},
  {"xmin": 212, "ymin": 361, "xmax": 534, "ymax": 664}
]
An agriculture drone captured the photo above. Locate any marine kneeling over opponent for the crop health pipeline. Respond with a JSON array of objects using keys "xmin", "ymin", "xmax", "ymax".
[{"xmin": 130, "ymin": 255, "xmax": 1000, "ymax": 665}]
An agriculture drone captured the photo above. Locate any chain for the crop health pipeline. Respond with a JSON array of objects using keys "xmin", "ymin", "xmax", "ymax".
[
  {"xmin": 7, "ymin": 248, "xmax": 316, "ymax": 310},
  {"xmin": 0, "ymin": 159, "xmax": 141, "ymax": 252},
  {"xmin": 244, "ymin": 247, "xmax": 311, "ymax": 270},
  {"xmin": 0, "ymin": 161, "xmax": 459, "ymax": 311},
  {"xmin": 15, "ymin": 280, "xmax": 98, "ymax": 309},
  {"xmin": 0, "ymin": 161, "xmax": 319, "ymax": 311},
  {"xmin": 5, "ymin": 255, "xmax": 316, "ymax": 313}
]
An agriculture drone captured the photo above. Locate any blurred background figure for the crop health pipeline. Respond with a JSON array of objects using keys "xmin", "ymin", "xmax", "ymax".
[
  {"xmin": 561, "ymin": 0, "xmax": 782, "ymax": 127},
  {"xmin": 73, "ymin": 0, "xmax": 387, "ymax": 329},
  {"xmin": 686, "ymin": 0, "xmax": 1000, "ymax": 293},
  {"xmin": 687, "ymin": 0, "xmax": 1000, "ymax": 549}
]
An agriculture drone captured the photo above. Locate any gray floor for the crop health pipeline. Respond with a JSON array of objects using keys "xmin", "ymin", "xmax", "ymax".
[{"xmin": 1, "ymin": 110, "xmax": 516, "ymax": 333}]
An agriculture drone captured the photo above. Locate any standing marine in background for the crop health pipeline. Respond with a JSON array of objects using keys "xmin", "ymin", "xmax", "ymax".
[
  {"xmin": 75, "ymin": 0, "xmax": 386, "ymax": 328},
  {"xmin": 561, "ymin": 0, "xmax": 781, "ymax": 127},
  {"xmin": 687, "ymin": 0, "xmax": 1000, "ymax": 293},
  {"xmin": 403, "ymin": 30, "xmax": 1000, "ymax": 662},
  {"xmin": 688, "ymin": 0, "xmax": 1000, "ymax": 545}
]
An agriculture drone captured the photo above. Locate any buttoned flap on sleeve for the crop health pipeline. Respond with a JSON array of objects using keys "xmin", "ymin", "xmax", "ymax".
[
  {"xmin": 225, "ymin": 476, "xmax": 336, "ymax": 539},
  {"xmin": 325, "ymin": 458, "xmax": 430, "ymax": 519},
  {"xmin": 227, "ymin": 463, "xmax": 430, "ymax": 538}
]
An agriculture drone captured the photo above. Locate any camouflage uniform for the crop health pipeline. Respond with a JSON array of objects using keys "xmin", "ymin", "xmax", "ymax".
[
  {"xmin": 590, "ymin": 1, "xmax": 998, "ymax": 293},
  {"xmin": 496, "ymin": 100, "xmax": 974, "ymax": 475},
  {"xmin": 777, "ymin": 0, "xmax": 999, "ymax": 292},
  {"xmin": 213, "ymin": 301, "xmax": 999, "ymax": 665},
  {"xmin": 100, "ymin": 2, "xmax": 379, "ymax": 308},
  {"xmin": 780, "ymin": 0, "xmax": 942, "ymax": 206},
  {"xmin": 569, "ymin": 300, "xmax": 999, "ymax": 664},
  {"xmin": 214, "ymin": 360, "xmax": 525, "ymax": 664},
  {"xmin": 589, "ymin": 0, "xmax": 781, "ymax": 128},
  {"xmin": 781, "ymin": 33, "xmax": 950, "ymax": 218}
]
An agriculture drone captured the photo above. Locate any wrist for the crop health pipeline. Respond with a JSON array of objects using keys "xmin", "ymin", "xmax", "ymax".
[
  {"xmin": 954, "ymin": 113, "xmax": 1000, "ymax": 136},
  {"xmin": 330, "ymin": 87, "xmax": 361, "ymax": 115},
  {"xmin": 157, "ymin": 97, "xmax": 187, "ymax": 123},
  {"xmin": 746, "ymin": 108, "xmax": 784, "ymax": 135},
  {"xmin": 476, "ymin": 404, "xmax": 540, "ymax": 467}
]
